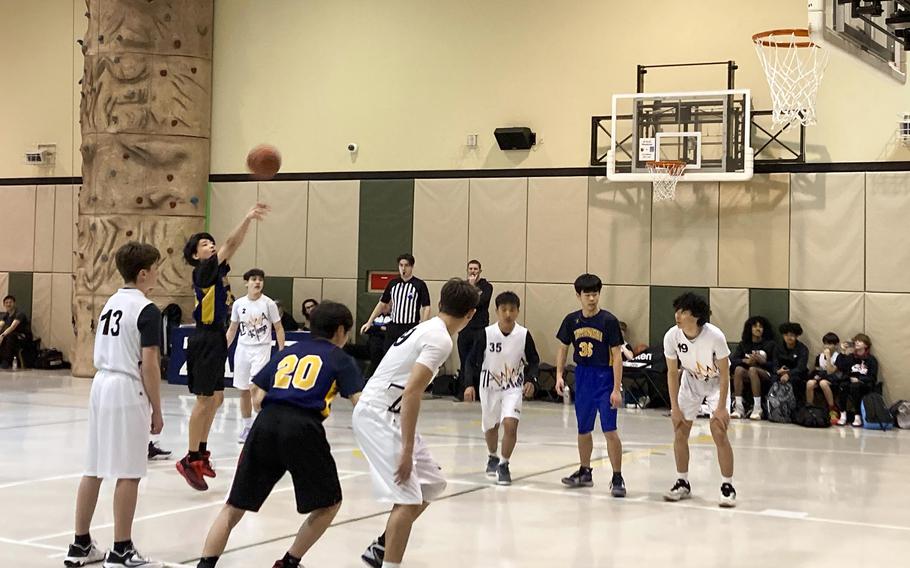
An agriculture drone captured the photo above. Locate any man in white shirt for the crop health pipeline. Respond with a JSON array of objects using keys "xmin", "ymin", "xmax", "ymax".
[
  {"xmin": 353, "ymin": 278, "xmax": 479, "ymax": 568},
  {"xmin": 226, "ymin": 268, "xmax": 285, "ymax": 443},
  {"xmin": 662, "ymin": 292, "xmax": 737, "ymax": 508}
]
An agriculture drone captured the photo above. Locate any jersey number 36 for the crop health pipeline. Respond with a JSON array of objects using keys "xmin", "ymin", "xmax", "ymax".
[{"xmin": 273, "ymin": 354, "xmax": 323, "ymax": 391}]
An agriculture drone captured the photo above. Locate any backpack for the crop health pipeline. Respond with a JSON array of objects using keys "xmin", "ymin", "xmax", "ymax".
[
  {"xmin": 889, "ymin": 400, "xmax": 910, "ymax": 429},
  {"xmin": 34, "ymin": 348, "xmax": 69, "ymax": 370},
  {"xmin": 861, "ymin": 392, "xmax": 894, "ymax": 430},
  {"xmin": 765, "ymin": 381, "xmax": 797, "ymax": 423},
  {"xmin": 794, "ymin": 405, "xmax": 830, "ymax": 428}
]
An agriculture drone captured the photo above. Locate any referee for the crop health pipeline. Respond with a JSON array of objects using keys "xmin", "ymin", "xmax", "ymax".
[{"xmin": 360, "ymin": 253, "xmax": 431, "ymax": 355}]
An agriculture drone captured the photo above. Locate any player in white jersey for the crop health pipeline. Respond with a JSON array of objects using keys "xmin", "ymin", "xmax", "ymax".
[
  {"xmin": 65, "ymin": 243, "xmax": 164, "ymax": 568},
  {"xmin": 464, "ymin": 291, "xmax": 539, "ymax": 486},
  {"xmin": 225, "ymin": 268, "xmax": 284, "ymax": 443},
  {"xmin": 354, "ymin": 278, "xmax": 479, "ymax": 568},
  {"xmin": 662, "ymin": 293, "xmax": 737, "ymax": 508}
]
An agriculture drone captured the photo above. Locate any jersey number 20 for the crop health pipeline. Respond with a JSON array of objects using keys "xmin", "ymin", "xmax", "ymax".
[{"xmin": 274, "ymin": 354, "xmax": 323, "ymax": 391}]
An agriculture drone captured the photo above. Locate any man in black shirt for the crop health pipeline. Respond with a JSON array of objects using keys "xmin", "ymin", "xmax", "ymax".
[
  {"xmin": 359, "ymin": 253, "xmax": 431, "ymax": 355},
  {"xmin": 459, "ymin": 259, "xmax": 493, "ymax": 401},
  {"xmin": 0, "ymin": 295, "xmax": 32, "ymax": 368}
]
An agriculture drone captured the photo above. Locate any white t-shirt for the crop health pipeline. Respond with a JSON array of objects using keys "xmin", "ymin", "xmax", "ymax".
[
  {"xmin": 360, "ymin": 317, "xmax": 453, "ymax": 410},
  {"xmin": 663, "ymin": 323, "xmax": 731, "ymax": 382},
  {"xmin": 816, "ymin": 351, "xmax": 839, "ymax": 370},
  {"xmin": 231, "ymin": 294, "xmax": 281, "ymax": 347}
]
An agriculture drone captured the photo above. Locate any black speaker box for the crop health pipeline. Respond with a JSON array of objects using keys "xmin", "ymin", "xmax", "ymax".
[{"xmin": 494, "ymin": 127, "xmax": 536, "ymax": 150}]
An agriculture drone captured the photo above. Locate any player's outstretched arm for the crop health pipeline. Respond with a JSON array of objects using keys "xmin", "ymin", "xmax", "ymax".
[{"xmin": 218, "ymin": 203, "xmax": 270, "ymax": 263}]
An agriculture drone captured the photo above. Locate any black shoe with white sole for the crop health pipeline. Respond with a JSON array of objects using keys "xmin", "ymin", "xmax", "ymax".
[
  {"xmin": 719, "ymin": 482, "xmax": 737, "ymax": 508},
  {"xmin": 360, "ymin": 539, "xmax": 384, "ymax": 568},
  {"xmin": 64, "ymin": 541, "xmax": 105, "ymax": 567}
]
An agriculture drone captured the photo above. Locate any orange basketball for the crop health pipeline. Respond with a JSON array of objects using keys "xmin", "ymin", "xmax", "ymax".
[{"xmin": 246, "ymin": 144, "xmax": 281, "ymax": 180}]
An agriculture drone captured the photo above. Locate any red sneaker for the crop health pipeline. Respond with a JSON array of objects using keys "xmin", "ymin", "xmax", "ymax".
[
  {"xmin": 200, "ymin": 451, "xmax": 216, "ymax": 478},
  {"xmin": 176, "ymin": 456, "xmax": 209, "ymax": 491}
]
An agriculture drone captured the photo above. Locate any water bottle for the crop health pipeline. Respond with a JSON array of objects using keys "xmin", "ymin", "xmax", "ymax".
[
  {"xmin": 562, "ymin": 385, "xmax": 571, "ymax": 405},
  {"xmin": 11, "ymin": 357, "xmax": 18, "ymax": 371}
]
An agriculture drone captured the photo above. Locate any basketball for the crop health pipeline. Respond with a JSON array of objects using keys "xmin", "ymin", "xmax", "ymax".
[{"xmin": 246, "ymin": 144, "xmax": 281, "ymax": 180}]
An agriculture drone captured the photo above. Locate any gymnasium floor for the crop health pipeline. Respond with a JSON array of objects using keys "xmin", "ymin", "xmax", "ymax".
[{"xmin": 2, "ymin": 371, "xmax": 909, "ymax": 567}]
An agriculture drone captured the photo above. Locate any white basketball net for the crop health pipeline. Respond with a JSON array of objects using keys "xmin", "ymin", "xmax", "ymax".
[
  {"xmin": 753, "ymin": 29, "xmax": 828, "ymax": 127},
  {"xmin": 647, "ymin": 161, "xmax": 686, "ymax": 202}
]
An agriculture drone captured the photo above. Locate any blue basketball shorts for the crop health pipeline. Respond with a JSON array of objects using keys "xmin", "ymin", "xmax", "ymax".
[{"xmin": 574, "ymin": 365, "xmax": 618, "ymax": 434}]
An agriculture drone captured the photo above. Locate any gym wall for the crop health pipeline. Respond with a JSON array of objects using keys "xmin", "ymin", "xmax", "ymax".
[
  {"xmin": 201, "ymin": 172, "xmax": 910, "ymax": 401},
  {"xmin": 2, "ymin": 1, "xmax": 910, "ymax": 178}
]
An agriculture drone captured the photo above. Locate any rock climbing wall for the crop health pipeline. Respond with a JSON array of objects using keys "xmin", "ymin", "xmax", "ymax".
[{"xmin": 74, "ymin": 0, "xmax": 214, "ymax": 376}]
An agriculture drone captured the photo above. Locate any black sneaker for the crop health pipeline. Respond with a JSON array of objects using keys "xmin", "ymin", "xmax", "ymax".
[
  {"xmin": 102, "ymin": 546, "xmax": 157, "ymax": 567},
  {"xmin": 360, "ymin": 539, "xmax": 384, "ymax": 568},
  {"xmin": 147, "ymin": 441, "xmax": 171, "ymax": 461},
  {"xmin": 485, "ymin": 455, "xmax": 499, "ymax": 478},
  {"xmin": 497, "ymin": 462, "xmax": 512, "ymax": 486},
  {"xmin": 719, "ymin": 482, "xmax": 737, "ymax": 508},
  {"xmin": 663, "ymin": 478, "xmax": 692, "ymax": 502},
  {"xmin": 64, "ymin": 541, "xmax": 105, "ymax": 567},
  {"xmin": 560, "ymin": 467, "xmax": 593, "ymax": 488},
  {"xmin": 610, "ymin": 473, "xmax": 626, "ymax": 498}
]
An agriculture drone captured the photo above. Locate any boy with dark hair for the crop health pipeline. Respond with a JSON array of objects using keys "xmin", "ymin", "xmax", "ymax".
[
  {"xmin": 807, "ymin": 332, "xmax": 841, "ymax": 424},
  {"xmin": 0, "ymin": 294, "xmax": 32, "ymax": 368},
  {"xmin": 196, "ymin": 301, "xmax": 363, "ymax": 568},
  {"xmin": 663, "ymin": 292, "xmax": 737, "ymax": 508},
  {"xmin": 226, "ymin": 268, "xmax": 285, "ymax": 444},
  {"xmin": 459, "ymin": 259, "xmax": 493, "ymax": 402},
  {"xmin": 555, "ymin": 274, "xmax": 626, "ymax": 497},
  {"xmin": 731, "ymin": 316, "xmax": 776, "ymax": 420},
  {"xmin": 360, "ymin": 253, "xmax": 431, "ymax": 355},
  {"xmin": 465, "ymin": 291, "xmax": 539, "ymax": 485},
  {"xmin": 177, "ymin": 203, "xmax": 270, "ymax": 491},
  {"xmin": 65, "ymin": 242, "xmax": 163, "ymax": 568},
  {"xmin": 354, "ymin": 278, "xmax": 478, "ymax": 568},
  {"xmin": 773, "ymin": 322, "xmax": 810, "ymax": 398},
  {"xmin": 835, "ymin": 333, "xmax": 879, "ymax": 427}
]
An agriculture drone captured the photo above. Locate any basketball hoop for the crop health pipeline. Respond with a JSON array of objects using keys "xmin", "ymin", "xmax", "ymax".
[
  {"xmin": 753, "ymin": 29, "xmax": 828, "ymax": 127},
  {"xmin": 647, "ymin": 160, "xmax": 686, "ymax": 202}
]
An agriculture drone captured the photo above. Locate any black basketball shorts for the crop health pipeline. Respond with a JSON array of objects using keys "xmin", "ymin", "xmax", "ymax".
[{"xmin": 186, "ymin": 327, "xmax": 228, "ymax": 396}]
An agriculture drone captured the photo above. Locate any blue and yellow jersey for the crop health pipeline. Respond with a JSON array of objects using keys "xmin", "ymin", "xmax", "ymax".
[
  {"xmin": 192, "ymin": 255, "xmax": 233, "ymax": 328},
  {"xmin": 253, "ymin": 337, "xmax": 364, "ymax": 419},
  {"xmin": 556, "ymin": 309, "xmax": 624, "ymax": 367}
]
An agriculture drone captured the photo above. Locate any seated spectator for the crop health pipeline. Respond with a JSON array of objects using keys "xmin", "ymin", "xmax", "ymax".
[
  {"xmin": 0, "ymin": 295, "xmax": 33, "ymax": 369},
  {"xmin": 274, "ymin": 300, "xmax": 300, "ymax": 332},
  {"xmin": 806, "ymin": 332, "xmax": 842, "ymax": 424},
  {"xmin": 731, "ymin": 316, "xmax": 775, "ymax": 420},
  {"xmin": 300, "ymin": 298, "xmax": 319, "ymax": 331},
  {"xmin": 773, "ymin": 322, "xmax": 809, "ymax": 393},
  {"xmin": 835, "ymin": 333, "xmax": 879, "ymax": 427}
]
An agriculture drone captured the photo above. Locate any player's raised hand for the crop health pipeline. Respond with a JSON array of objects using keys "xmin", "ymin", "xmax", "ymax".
[
  {"xmin": 246, "ymin": 202, "xmax": 271, "ymax": 221},
  {"xmin": 394, "ymin": 452, "xmax": 413, "ymax": 485}
]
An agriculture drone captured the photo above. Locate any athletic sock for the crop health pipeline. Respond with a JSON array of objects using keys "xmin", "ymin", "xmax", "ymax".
[
  {"xmin": 281, "ymin": 552, "xmax": 300, "ymax": 567},
  {"xmin": 197, "ymin": 557, "xmax": 219, "ymax": 568},
  {"xmin": 677, "ymin": 471, "xmax": 688, "ymax": 481},
  {"xmin": 734, "ymin": 396, "xmax": 743, "ymax": 406},
  {"xmin": 188, "ymin": 451, "xmax": 202, "ymax": 462},
  {"xmin": 752, "ymin": 397, "xmax": 761, "ymax": 410},
  {"xmin": 242, "ymin": 417, "xmax": 254, "ymax": 428},
  {"xmin": 199, "ymin": 442, "xmax": 208, "ymax": 454},
  {"xmin": 112, "ymin": 540, "xmax": 132, "ymax": 554},
  {"xmin": 722, "ymin": 476, "xmax": 733, "ymax": 485},
  {"xmin": 499, "ymin": 457, "xmax": 509, "ymax": 465},
  {"xmin": 382, "ymin": 562, "xmax": 401, "ymax": 568},
  {"xmin": 74, "ymin": 533, "xmax": 92, "ymax": 547}
]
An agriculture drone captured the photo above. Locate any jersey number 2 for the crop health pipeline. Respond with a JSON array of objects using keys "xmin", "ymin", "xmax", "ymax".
[
  {"xmin": 274, "ymin": 354, "xmax": 323, "ymax": 391},
  {"xmin": 99, "ymin": 309, "xmax": 123, "ymax": 336}
]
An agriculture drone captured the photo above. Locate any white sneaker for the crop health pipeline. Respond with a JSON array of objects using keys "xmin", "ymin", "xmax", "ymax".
[
  {"xmin": 837, "ymin": 412, "xmax": 847, "ymax": 426},
  {"xmin": 238, "ymin": 425, "xmax": 251, "ymax": 444},
  {"xmin": 64, "ymin": 541, "xmax": 105, "ymax": 567},
  {"xmin": 852, "ymin": 415, "xmax": 863, "ymax": 427},
  {"xmin": 719, "ymin": 483, "xmax": 737, "ymax": 508},
  {"xmin": 102, "ymin": 546, "xmax": 160, "ymax": 568},
  {"xmin": 663, "ymin": 478, "xmax": 692, "ymax": 502},
  {"xmin": 731, "ymin": 402, "xmax": 745, "ymax": 419},
  {"xmin": 749, "ymin": 409, "xmax": 762, "ymax": 421}
]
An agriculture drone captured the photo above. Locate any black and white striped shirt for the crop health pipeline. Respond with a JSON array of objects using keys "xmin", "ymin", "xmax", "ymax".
[{"xmin": 380, "ymin": 276, "xmax": 431, "ymax": 325}]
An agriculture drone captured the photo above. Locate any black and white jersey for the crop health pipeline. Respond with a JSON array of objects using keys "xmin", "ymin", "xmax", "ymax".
[
  {"xmin": 468, "ymin": 323, "xmax": 540, "ymax": 391},
  {"xmin": 380, "ymin": 276, "xmax": 431, "ymax": 325},
  {"xmin": 93, "ymin": 288, "xmax": 162, "ymax": 380}
]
